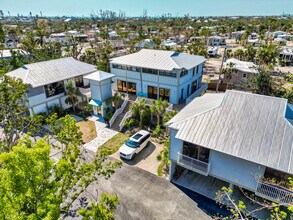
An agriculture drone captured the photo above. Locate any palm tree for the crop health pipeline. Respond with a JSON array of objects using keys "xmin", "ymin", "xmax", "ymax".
[
  {"xmin": 131, "ymin": 98, "xmax": 147, "ymax": 128},
  {"xmin": 150, "ymin": 98, "xmax": 169, "ymax": 125},
  {"xmin": 112, "ymin": 92, "xmax": 124, "ymax": 109},
  {"xmin": 224, "ymin": 62, "xmax": 235, "ymax": 91},
  {"xmin": 65, "ymin": 81, "xmax": 81, "ymax": 113},
  {"xmin": 36, "ymin": 28, "xmax": 46, "ymax": 47}
]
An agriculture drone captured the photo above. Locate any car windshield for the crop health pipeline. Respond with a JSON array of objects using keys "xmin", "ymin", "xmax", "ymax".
[{"xmin": 125, "ymin": 140, "xmax": 139, "ymax": 148}]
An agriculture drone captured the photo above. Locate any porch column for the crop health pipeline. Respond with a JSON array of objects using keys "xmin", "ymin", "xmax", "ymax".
[
  {"xmin": 169, "ymin": 161, "xmax": 176, "ymax": 181},
  {"xmin": 229, "ymin": 183, "xmax": 234, "ymax": 192}
]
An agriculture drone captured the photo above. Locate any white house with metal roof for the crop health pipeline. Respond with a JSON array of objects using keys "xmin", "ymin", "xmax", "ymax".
[
  {"xmin": 7, "ymin": 57, "xmax": 97, "ymax": 115},
  {"xmin": 167, "ymin": 90, "xmax": 293, "ymax": 207},
  {"xmin": 84, "ymin": 71, "xmax": 115, "ymax": 117},
  {"xmin": 110, "ymin": 49, "xmax": 207, "ymax": 104}
]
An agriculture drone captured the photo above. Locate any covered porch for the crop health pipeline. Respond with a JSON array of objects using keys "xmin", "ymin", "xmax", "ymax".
[{"xmin": 171, "ymin": 165, "xmax": 270, "ymax": 219}]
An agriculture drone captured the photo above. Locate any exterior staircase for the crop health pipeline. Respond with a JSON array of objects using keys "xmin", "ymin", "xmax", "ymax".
[{"xmin": 111, "ymin": 99, "xmax": 134, "ymax": 131}]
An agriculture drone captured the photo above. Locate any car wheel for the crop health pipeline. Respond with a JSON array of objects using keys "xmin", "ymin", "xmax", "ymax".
[{"xmin": 131, "ymin": 153, "xmax": 136, "ymax": 160}]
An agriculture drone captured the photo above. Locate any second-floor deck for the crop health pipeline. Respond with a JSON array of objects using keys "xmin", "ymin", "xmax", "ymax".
[{"xmin": 177, "ymin": 152, "xmax": 210, "ymax": 176}]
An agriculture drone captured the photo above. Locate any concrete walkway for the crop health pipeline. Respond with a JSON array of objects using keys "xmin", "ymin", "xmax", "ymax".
[{"xmin": 83, "ymin": 116, "xmax": 118, "ymax": 153}]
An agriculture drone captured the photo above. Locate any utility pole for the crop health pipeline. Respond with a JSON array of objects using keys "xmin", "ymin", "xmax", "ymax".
[{"xmin": 216, "ymin": 46, "xmax": 227, "ymax": 92}]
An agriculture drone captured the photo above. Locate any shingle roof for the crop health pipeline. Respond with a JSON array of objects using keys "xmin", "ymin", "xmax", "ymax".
[
  {"xmin": 7, "ymin": 57, "xmax": 96, "ymax": 88},
  {"xmin": 169, "ymin": 90, "xmax": 293, "ymax": 175},
  {"xmin": 110, "ymin": 49, "xmax": 206, "ymax": 71}
]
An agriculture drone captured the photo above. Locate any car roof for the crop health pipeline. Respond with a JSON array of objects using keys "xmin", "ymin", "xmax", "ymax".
[{"xmin": 130, "ymin": 130, "xmax": 150, "ymax": 141}]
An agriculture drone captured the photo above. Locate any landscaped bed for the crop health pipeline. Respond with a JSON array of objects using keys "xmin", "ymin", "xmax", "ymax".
[
  {"xmin": 77, "ymin": 120, "xmax": 97, "ymax": 143},
  {"xmin": 98, "ymin": 133, "xmax": 130, "ymax": 155}
]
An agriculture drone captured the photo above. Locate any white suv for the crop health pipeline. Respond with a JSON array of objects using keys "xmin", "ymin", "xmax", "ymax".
[{"xmin": 119, "ymin": 130, "xmax": 151, "ymax": 160}]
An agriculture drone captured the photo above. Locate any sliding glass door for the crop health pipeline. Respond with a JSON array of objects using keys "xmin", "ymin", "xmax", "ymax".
[
  {"xmin": 117, "ymin": 80, "xmax": 136, "ymax": 94},
  {"xmin": 148, "ymin": 86, "xmax": 170, "ymax": 102}
]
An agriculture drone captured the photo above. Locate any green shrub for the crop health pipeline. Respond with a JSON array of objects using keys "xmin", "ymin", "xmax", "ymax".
[{"xmin": 47, "ymin": 104, "xmax": 65, "ymax": 118}]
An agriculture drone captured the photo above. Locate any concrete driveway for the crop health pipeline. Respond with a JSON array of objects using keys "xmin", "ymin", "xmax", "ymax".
[
  {"xmin": 110, "ymin": 141, "xmax": 163, "ymax": 175},
  {"xmin": 68, "ymin": 163, "xmax": 211, "ymax": 220}
]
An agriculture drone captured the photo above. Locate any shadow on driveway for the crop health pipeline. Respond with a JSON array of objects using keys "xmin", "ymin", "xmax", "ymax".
[{"xmin": 121, "ymin": 142, "xmax": 156, "ymax": 165}]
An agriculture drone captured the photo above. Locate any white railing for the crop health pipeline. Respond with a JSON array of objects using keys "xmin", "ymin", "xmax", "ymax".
[
  {"xmin": 119, "ymin": 111, "xmax": 132, "ymax": 131},
  {"xmin": 136, "ymin": 96, "xmax": 173, "ymax": 111},
  {"xmin": 109, "ymin": 95, "xmax": 129, "ymax": 127},
  {"xmin": 255, "ymin": 181, "xmax": 293, "ymax": 206},
  {"xmin": 186, "ymin": 83, "xmax": 208, "ymax": 104},
  {"xmin": 177, "ymin": 152, "xmax": 210, "ymax": 176},
  {"xmin": 78, "ymin": 87, "xmax": 91, "ymax": 94}
]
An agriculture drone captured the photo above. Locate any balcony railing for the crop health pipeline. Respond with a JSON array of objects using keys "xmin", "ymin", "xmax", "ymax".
[
  {"xmin": 186, "ymin": 83, "xmax": 208, "ymax": 104},
  {"xmin": 177, "ymin": 152, "xmax": 210, "ymax": 176},
  {"xmin": 78, "ymin": 86, "xmax": 91, "ymax": 94},
  {"xmin": 255, "ymin": 181, "xmax": 293, "ymax": 206}
]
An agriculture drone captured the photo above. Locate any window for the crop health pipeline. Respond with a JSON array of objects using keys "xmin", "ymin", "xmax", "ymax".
[
  {"xmin": 117, "ymin": 80, "xmax": 136, "ymax": 94},
  {"xmin": 192, "ymin": 67, "xmax": 195, "ymax": 76},
  {"xmin": 187, "ymin": 84, "xmax": 190, "ymax": 96},
  {"xmin": 148, "ymin": 86, "xmax": 158, "ymax": 99},
  {"xmin": 180, "ymin": 88, "xmax": 184, "ymax": 100},
  {"xmin": 192, "ymin": 80, "xmax": 197, "ymax": 93},
  {"xmin": 148, "ymin": 86, "xmax": 170, "ymax": 101},
  {"xmin": 196, "ymin": 65, "xmax": 199, "ymax": 74},
  {"xmin": 74, "ymin": 75, "xmax": 84, "ymax": 87},
  {"xmin": 183, "ymin": 142, "xmax": 210, "ymax": 163},
  {"xmin": 159, "ymin": 88, "xmax": 170, "ymax": 101},
  {"xmin": 44, "ymin": 81, "xmax": 65, "ymax": 98},
  {"xmin": 243, "ymin": 73, "xmax": 247, "ymax": 78},
  {"xmin": 180, "ymin": 68, "xmax": 188, "ymax": 77}
]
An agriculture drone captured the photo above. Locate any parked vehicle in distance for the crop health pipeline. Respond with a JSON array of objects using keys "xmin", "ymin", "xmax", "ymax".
[{"xmin": 119, "ymin": 130, "xmax": 151, "ymax": 160}]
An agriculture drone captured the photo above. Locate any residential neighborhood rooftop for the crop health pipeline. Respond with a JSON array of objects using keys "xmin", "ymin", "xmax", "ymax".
[
  {"xmin": 110, "ymin": 49, "xmax": 206, "ymax": 71},
  {"xmin": 84, "ymin": 71, "xmax": 115, "ymax": 81},
  {"xmin": 169, "ymin": 90, "xmax": 293, "ymax": 175},
  {"xmin": 7, "ymin": 57, "xmax": 96, "ymax": 87},
  {"xmin": 225, "ymin": 58, "xmax": 258, "ymax": 74}
]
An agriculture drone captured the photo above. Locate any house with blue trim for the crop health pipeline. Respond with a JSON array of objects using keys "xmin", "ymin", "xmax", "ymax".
[{"xmin": 110, "ymin": 49, "xmax": 207, "ymax": 104}]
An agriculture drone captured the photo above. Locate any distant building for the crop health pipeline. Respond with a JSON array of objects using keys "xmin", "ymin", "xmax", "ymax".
[
  {"xmin": 280, "ymin": 47, "xmax": 293, "ymax": 65},
  {"xmin": 223, "ymin": 58, "xmax": 258, "ymax": 84},
  {"xmin": 0, "ymin": 49, "xmax": 29, "ymax": 59},
  {"xmin": 207, "ymin": 36, "xmax": 225, "ymax": 46},
  {"xmin": 231, "ymin": 31, "xmax": 245, "ymax": 40},
  {"xmin": 160, "ymin": 41, "xmax": 177, "ymax": 49}
]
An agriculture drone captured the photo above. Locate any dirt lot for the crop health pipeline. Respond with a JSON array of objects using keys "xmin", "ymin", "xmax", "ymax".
[{"xmin": 76, "ymin": 120, "xmax": 97, "ymax": 143}]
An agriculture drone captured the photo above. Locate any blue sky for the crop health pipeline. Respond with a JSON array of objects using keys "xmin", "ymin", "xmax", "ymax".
[{"xmin": 1, "ymin": 0, "xmax": 292, "ymax": 17}]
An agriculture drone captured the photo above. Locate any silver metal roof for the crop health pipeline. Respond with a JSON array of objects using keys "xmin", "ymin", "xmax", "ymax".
[
  {"xmin": 7, "ymin": 57, "xmax": 96, "ymax": 88},
  {"xmin": 169, "ymin": 90, "xmax": 293, "ymax": 175},
  {"xmin": 110, "ymin": 49, "xmax": 206, "ymax": 71},
  {"xmin": 84, "ymin": 71, "xmax": 115, "ymax": 82}
]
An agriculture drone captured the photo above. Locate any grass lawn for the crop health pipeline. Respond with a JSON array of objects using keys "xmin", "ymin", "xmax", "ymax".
[
  {"xmin": 99, "ymin": 133, "xmax": 130, "ymax": 156},
  {"xmin": 77, "ymin": 120, "xmax": 97, "ymax": 143}
]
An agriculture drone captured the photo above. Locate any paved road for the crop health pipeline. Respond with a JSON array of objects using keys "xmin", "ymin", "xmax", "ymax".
[{"xmin": 67, "ymin": 163, "xmax": 211, "ymax": 220}]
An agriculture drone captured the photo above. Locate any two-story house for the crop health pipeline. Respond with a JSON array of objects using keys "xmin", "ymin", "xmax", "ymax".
[
  {"xmin": 166, "ymin": 91, "xmax": 293, "ymax": 214},
  {"xmin": 7, "ymin": 57, "xmax": 97, "ymax": 115},
  {"xmin": 110, "ymin": 49, "xmax": 207, "ymax": 104}
]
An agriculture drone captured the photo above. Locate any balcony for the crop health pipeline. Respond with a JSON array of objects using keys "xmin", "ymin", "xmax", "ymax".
[
  {"xmin": 78, "ymin": 85, "xmax": 91, "ymax": 95},
  {"xmin": 255, "ymin": 181, "xmax": 293, "ymax": 206},
  {"xmin": 177, "ymin": 152, "xmax": 210, "ymax": 176}
]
